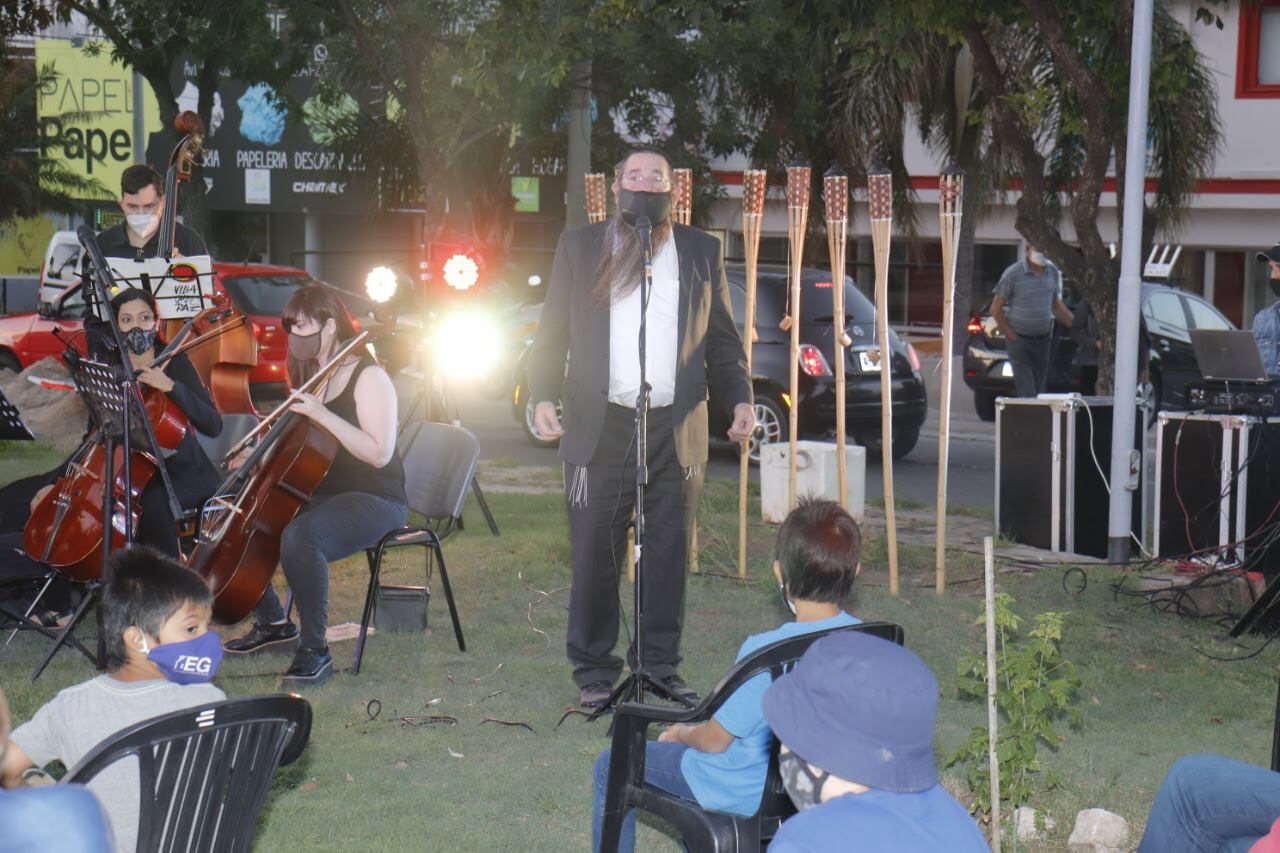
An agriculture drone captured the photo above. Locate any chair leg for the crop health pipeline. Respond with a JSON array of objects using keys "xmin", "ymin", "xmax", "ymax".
[
  {"xmin": 351, "ymin": 548, "xmax": 382, "ymax": 675},
  {"xmin": 429, "ymin": 541, "xmax": 466, "ymax": 652},
  {"xmin": 5, "ymin": 573, "xmax": 56, "ymax": 646}
]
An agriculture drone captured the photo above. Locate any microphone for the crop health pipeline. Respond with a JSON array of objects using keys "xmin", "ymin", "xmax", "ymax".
[{"xmin": 634, "ymin": 216, "xmax": 653, "ymax": 275}]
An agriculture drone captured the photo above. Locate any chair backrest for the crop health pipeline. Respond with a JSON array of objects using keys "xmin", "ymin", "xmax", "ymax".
[
  {"xmin": 195, "ymin": 413, "xmax": 260, "ymax": 472},
  {"xmin": 62, "ymin": 694, "xmax": 311, "ymax": 853},
  {"xmin": 397, "ymin": 420, "xmax": 480, "ymax": 524}
]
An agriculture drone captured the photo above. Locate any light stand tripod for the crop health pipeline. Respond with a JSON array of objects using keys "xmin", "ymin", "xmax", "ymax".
[
  {"xmin": 395, "ymin": 315, "xmax": 500, "ymax": 537},
  {"xmin": 590, "ymin": 217, "xmax": 694, "ymax": 718}
]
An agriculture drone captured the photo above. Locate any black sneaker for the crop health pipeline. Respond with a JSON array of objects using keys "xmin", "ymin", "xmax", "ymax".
[
  {"xmin": 282, "ymin": 646, "xmax": 334, "ymax": 687},
  {"xmin": 655, "ymin": 674, "xmax": 699, "ymax": 705},
  {"xmin": 224, "ymin": 620, "xmax": 299, "ymax": 654},
  {"xmin": 578, "ymin": 680, "xmax": 614, "ymax": 708}
]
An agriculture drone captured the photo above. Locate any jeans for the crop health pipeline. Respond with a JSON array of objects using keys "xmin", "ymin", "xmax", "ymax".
[
  {"xmin": 1138, "ymin": 754, "xmax": 1280, "ymax": 852},
  {"xmin": 0, "ymin": 784, "xmax": 111, "ymax": 853},
  {"xmin": 254, "ymin": 492, "xmax": 409, "ymax": 649},
  {"xmin": 592, "ymin": 742, "xmax": 696, "ymax": 853},
  {"xmin": 1006, "ymin": 333, "xmax": 1052, "ymax": 398}
]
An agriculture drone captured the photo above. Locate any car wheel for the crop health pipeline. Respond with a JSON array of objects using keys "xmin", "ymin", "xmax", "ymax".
[
  {"xmin": 974, "ymin": 391, "xmax": 997, "ymax": 422},
  {"xmin": 520, "ymin": 390, "xmax": 561, "ymax": 449},
  {"xmin": 855, "ymin": 422, "xmax": 922, "ymax": 460},
  {"xmin": 0, "ymin": 350, "xmax": 19, "ymax": 373},
  {"xmin": 743, "ymin": 393, "xmax": 787, "ymax": 465}
]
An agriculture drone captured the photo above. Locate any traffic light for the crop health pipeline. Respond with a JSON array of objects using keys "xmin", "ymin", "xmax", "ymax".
[{"xmin": 421, "ymin": 241, "xmax": 485, "ymax": 299}]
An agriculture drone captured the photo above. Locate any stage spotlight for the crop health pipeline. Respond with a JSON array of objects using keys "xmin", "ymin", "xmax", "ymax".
[
  {"xmin": 527, "ymin": 274, "xmax": 542, "ymax": 287},
  {"xmin": 365, "ymin": 265, "xmax": 398, "ymax": 303},
  {"xmin": 443, "ymin": 252, "xmax": 480, "ymax": 292},
  {"xmin": 433, "ymin": 310, "xmax": 501, "ymax": 380}
]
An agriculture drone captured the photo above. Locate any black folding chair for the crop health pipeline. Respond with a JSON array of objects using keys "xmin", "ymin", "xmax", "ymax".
[
  {"xmin": 62, "ymin": 694, "xmax": 312, "ymax": 853},
  {"xmin": 350, "ymin": 420, "xmax": 473, "ymax": 674},
  {"xmin": 599, "ymin": 620, "xmax": 905, "ymax": 853}
]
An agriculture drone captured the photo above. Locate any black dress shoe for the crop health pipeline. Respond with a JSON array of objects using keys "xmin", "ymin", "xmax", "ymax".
[
  {"xmin": 578, "ymin": 680, "xmax": 614, "ymax": 708},
  {"xmin": 224, "ymin": 621, "xmax": 299, "ymax": 654},
  {"xmin": 654, "ymin": 673, "xmax": 699, "ymax": 704},
  {"xmin": 282, "ymin": 646, "xmax": 334, "ymax": 687}
]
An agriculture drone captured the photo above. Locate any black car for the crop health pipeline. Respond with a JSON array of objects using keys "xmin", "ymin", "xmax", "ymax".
[
  {"xmin": 512, "ymin": 263, "xmax": 928, "ymax": 460},
  {"xmin": 962, "ymin": 282, "xmax": 1235, "ymax": 421}
]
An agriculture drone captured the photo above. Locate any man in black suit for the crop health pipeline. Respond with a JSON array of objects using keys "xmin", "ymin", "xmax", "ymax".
[{"xmin": 528, "ymin": 148, "xmax": 755, "ymax": 708}]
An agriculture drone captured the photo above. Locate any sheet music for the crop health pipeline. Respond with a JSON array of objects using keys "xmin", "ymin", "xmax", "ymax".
[{"xmin": 90, "ymin": 255, "xmax": 216, "ymax": 320}]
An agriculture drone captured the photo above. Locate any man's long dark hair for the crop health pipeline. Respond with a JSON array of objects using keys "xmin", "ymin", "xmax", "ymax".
[{"xmin": 590, "ymin": 148, "xmax": 674, "ymax": 307}]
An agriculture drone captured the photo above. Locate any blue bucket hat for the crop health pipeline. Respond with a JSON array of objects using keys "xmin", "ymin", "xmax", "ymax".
[{"xmin": 762, "ymin": 630, "xmax": 939, "ymax": 793}]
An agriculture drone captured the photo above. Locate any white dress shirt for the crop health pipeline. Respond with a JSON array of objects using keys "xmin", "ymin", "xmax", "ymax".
[{"xmin": 609, "ymin": 234, "xmax": 679, "ymax": 408}]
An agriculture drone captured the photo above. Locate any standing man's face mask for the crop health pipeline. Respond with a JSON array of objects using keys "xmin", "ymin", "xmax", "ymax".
[
  {"xmin": 1027, "ymin": 249, "xmax": 1047, "ymax": 267},
  {"xmin": 618, "ymin": 189, "xmax": 672, "ymax": 227}
]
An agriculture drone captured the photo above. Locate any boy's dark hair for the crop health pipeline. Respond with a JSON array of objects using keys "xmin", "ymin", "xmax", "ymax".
[
  {"xmin": 100, "ymin": 546, "xmax": 212, "ymax": 671},
  {"xmin": 120, "ymin": 164, "xmax": 163, "ymax": 197},
  {"xmin": 775, "ymin": 497, "xmax": 861, "ymax": 603}
]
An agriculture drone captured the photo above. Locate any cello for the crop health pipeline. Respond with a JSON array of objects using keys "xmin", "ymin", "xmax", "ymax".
[
  {"xmin": 189, "ymin": 332, "xmax": 371, "ymax": 624},
  {"xmin": 157, "ymin": 110, "xmax": 260, "ymax": 416}
]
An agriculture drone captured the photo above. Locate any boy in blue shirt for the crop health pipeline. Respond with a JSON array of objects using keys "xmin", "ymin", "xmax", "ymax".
[
  {"xmin": 591, "ymin": 498, "xmax": 862, "ymax": 852},
  {"xmin": 762, "ymin": 631, "xmax": 987, "ymax": 852}
]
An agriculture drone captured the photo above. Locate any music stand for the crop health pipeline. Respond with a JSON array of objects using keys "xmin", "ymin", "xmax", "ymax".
[
  {"xmin": 0, "ymin": 386, "xmax": 34, "ymax": 441},
  {"xmin": 28, "ymin": 354, "xmax": 152, "ymax": 681}
]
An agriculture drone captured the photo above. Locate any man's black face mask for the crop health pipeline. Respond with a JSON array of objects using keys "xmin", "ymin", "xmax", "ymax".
[{"xmin": 618, "ymin": 189, "xmax": 672, "ymax": 227}]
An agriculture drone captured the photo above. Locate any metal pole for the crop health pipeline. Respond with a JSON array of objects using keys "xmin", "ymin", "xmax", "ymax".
[
  {"xmin": 132, "ymin": 69, "xmax": 145, "ymax": 163},
  {"xmin": 565, "ymin": 60, "xmax": 592, "ymax": 230},
  {"xmin": 1107, "ymin": 0, "xmax": 1154, "ymax": 564}
]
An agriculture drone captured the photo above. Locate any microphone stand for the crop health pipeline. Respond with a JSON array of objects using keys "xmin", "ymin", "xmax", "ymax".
[{"xmin": 590, "ymin": 216, "xmax": 693, "ymax": 718}]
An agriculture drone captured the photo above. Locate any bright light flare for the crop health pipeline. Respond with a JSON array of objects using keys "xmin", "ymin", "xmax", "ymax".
[
  {"xmin": 365, "ymin": 265, "xmax": 398, "ymax": 303},
  {"xmin": 433, "ymin": 311, "xmax": 501, "ymax": 380},
  {"xmin": 443, "ymin": 253, "xmax": 480, "ymax": 291}
]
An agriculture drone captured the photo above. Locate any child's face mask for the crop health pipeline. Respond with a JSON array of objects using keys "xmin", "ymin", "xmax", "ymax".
[{"xmin": 139, "ymin": 631, "xmax": 223, "ymax": 684}]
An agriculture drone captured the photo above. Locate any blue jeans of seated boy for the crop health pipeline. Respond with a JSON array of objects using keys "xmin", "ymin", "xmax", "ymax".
[
  {"xmin": 0, "ymin": 784, "xmax": 111, "ymax": 852},
  {"xmin": 1138, "ymin": 754, "xmax": 1280, "ymax": 852},
  {"xmin": 592, "ymin": 741, "xmax": 696, "ymax": 853}
]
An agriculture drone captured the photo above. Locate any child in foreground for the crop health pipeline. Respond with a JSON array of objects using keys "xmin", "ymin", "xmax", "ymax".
[
  {"xmin": 591, "ymin": 497, "xmax": 864, "ymax": 852},
  {"xmin": 1, "ymin": 546, "xmax": 226, "ymax": 853}
]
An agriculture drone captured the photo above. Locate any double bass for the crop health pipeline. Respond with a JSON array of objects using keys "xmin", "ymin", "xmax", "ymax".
[
  {"xmin": 190, "ymin": 333, "xmax": 371, "ymax": 624},
  {"xmin": 157, "ymin": 110, "xmax": 260, "ymax": 416}
]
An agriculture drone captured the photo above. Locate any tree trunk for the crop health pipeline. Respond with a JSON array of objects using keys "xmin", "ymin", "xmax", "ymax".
[{"xmin": 951, "ymin": 184, "xmax": 980, "ymax": 355}]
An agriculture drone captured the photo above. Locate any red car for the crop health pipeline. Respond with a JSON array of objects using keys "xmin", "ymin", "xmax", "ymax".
[{"xmin": 0, "ymin": 262, "xmax": 316, "ymax": 394}]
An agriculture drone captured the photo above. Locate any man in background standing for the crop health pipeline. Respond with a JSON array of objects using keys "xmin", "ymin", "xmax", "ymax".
[{"xmin": 991, "ymin": 243, "xmax": 1074, "ymax": 397}]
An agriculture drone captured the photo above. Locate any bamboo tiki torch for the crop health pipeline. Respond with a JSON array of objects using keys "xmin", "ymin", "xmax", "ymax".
[
  {"xmin": 671, "ymin": 168, "xmax": 699, "ymax": 574},
  {"xmin": 936, "ymin": 167, "xmax": 965, "ymax": 594},
  {"xmin": 738, "ymin": 169, "xmax": 767, "ymax": 578},
  {"xmin": 585, "ymin": 173, "xmax": 607, "ymax": 223},
  {"xmin": 823, "ymin": 167, "xmax": 851, "ymax": 510},
  {"xmin": 784, "ymin": 164, "xmax": 811, "ymax": 510},
  {"xmin": 867, "ymin": 167, "xmax": 900, "ymax": 595}
]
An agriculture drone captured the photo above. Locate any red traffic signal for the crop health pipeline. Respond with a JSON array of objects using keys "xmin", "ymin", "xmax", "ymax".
[{"xmin": 422, "ymin": 242, "xmax": 485, "ymax": 296}]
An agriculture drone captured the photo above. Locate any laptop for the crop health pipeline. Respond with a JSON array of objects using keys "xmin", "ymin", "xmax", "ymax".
[{"xmin": 1189, "ymin": 329, "xmax": 1270, "ymax": 382}]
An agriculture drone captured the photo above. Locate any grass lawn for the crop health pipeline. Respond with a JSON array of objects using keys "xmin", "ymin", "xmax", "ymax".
[{"xmin": 2, "ymin": 442, "xmax": 1276, "ymax": 851}]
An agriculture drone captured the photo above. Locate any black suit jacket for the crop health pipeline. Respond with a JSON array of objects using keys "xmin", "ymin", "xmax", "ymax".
[{"xmin": 528, "ymin": 220, "xmax": 752, "ymax": 467}]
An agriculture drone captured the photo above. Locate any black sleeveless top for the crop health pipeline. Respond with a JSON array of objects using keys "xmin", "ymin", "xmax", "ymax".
[{"xmin": 314, "ymin": 356, "xmax": 407, "ymax": 504}]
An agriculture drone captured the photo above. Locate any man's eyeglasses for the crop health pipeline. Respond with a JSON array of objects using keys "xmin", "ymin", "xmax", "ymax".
[{"xmin": 618, "ymin": 172, "xmax": 672, "ymax": 192}]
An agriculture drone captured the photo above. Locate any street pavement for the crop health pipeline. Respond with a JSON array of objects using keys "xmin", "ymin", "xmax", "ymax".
[{"xmin": 426, "ymin": 354, "xmax": 999, "ymax": 512}]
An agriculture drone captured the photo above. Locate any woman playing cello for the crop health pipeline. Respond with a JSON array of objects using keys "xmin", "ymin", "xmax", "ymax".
[
  {"xmin": 223, "ymin": 285, "xmax": 406, "ymax": 686},
  {"xmin": 26, "ymin": 287, "xmax": 223, "ymax": 559}
]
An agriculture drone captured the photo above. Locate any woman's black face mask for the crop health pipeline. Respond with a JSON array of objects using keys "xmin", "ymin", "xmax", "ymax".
[{"xmin": 288, "ymin": 329, "xmax": 323, "ymax": 361}]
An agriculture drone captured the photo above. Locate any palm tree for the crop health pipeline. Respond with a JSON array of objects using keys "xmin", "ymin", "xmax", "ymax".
[
  {"xmin": 0, "ymin": 58, "xmax": 110, "ymax": 225},
  {"xmin": 831, "ymin": 2, "xmax": 1221, "ymax": 392}
]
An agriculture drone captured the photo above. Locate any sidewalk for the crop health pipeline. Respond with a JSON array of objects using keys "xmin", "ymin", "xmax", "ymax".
[{"xmin": 917, "ymin": 354, "xmax": 993, "ymax": 443}]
